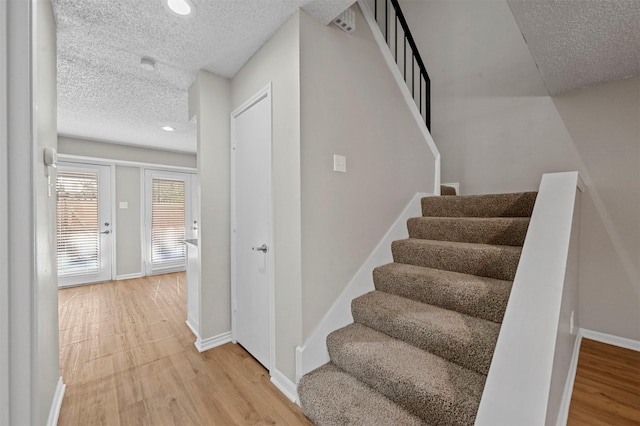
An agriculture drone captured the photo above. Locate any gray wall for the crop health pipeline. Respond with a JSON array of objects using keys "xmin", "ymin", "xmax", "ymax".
[
  {"xmin": 58, "ymin": 136, "xmax": 196, "ymax": 168},
  {"xmin": 189, "ymin": 70, "xmax": 232, "ymax": 341},
  {"xmin": 231, "ymin": 12, "xmax": 302, "ymax": 380},
  {"xmin": 5, "ymin": 0, "xmax": 60, "ymax": 423},
  {"xmin": 400, "ymin": 0, "xmax": 640, "ymax": 340},
  {"xmin": 115, "ymin": 166, "xmax": 142, "ymax": 276},
  {"xmin": 35, "ymin": 1, "xmax": 60, "ymax": 423},
  {"xmin": 59, "ymin": 136, "xmax": 197, "ymax": 277},
  {"xmin": 299, "ymin": 6, "xmax": 435, "ymax": 340}
]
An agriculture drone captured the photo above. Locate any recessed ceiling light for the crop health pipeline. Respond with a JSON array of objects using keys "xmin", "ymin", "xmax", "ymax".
[
  {"xmin": 140, "ymin": 57, "xmax": 156, "ymax": 71},
  {"xmin": 161, "ymin": 126, "xmax": 175, "ymax": 132},
  {"xmin": 166, "ymin": 0, "xmax": 194, "ymax": 16}
]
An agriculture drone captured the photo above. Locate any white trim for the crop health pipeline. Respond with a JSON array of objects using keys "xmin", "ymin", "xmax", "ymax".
[
  {"xmin": 230, "ymin": 83, "xmax": 276, "ymax": 372},
  {"xmin": 358, "ymin": 0, "xmax": 441, "ymax": 195},
  {"xmin": 296, "ymin": 192, "xmax": 428, "ymax": 381},
  {"xmin": 270, "ymin": 369, "xmax": 298, "ymax": 404},
  {"xmin": 57, "ymin": 153, "xmax": 196, "ymax": 173},
  {"xmin": 185, "ymin": 320, "xmax": 200, "ymax": 340},
  {"xmin": 45, "ymin": 377, "xmax": 65, "ymax": 426},
  {"xmin": 556, "ymin": 333, "xmax": 582, "ymax": 426},
  {"xmin": 579, "ymin": 328, "xmax": 640, "ymax": 352},
  {"xmin": 110, "ymin": 163, "xmax": 117, "ymax": 281},
  {"xmin": 194, "ymin": 331, "xmax": 232, "ymax": 353},
  {"xmin": 115, "ymin": 273, "xmax": 143, "ymax": 281}
]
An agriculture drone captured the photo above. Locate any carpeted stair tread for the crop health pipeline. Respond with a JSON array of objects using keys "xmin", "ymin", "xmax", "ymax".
[
  {"xmin": 298, "ymin": 363, "xmax": 426, "ymax": 426},
  {"xmin": 373, "ymin": 263, "xmax": 512, "ymax": 323},
  {"xmin": 392, "ymin": 238, "xmax": 522, "ymax": 281},
  {"xmin": 422, "ymin": 192, "xmax": 537, "ymax": 218},
  {"xmin": 327, "ymin": 323, "xmax": 485, "ymax": 426},
  {"xmin": 440, "ymin": 185, "xmax": 457, "ymax": 196},
  {"xmin": 407, "ymin": 216, "xmax": 530, "ymax": 246},
  {"xmin": 352, "ymin": 291, "xmax": 500, "ymax": 374}
]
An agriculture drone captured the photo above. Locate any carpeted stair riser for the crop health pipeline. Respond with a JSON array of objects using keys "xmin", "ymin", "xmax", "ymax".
[
  {"xmin": 440, "ymin": 185, "xmax": 457, "ymax": 196},
  {"xmin": 407, "ymin": 217, "xmax": 530, "ymax": 246},
  {"xmin": 351, "ymin": 291, "xmax": 500, "ymax": 375},
  {"xmin": 392, "ymin": 238, "xmax": 522, "ymax": 281},
  {"xmin": 373, "ymin": 263, "xmax": 512, "ymax": 323},
  {"xmin": 327, "ymin": 323, "xmax": 485, "ymax": 426},
  {"xmin": 298, "ymin": 364, "xmax": 425, "ymax": 426},
  {"xmin": 299, "ymin": 189, "xmax": 536, "ymax": 425},
  {"xmin": 422, "ymin": 192, "xmax": 537, "ymax": 218}
]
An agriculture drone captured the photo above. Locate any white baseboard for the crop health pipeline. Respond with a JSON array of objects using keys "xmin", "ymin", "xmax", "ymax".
[
  {"xmin": 185, "ymin": 320, "xmax": 200, "ymax": 340},
  {"xmin": 116, "ymin": 272, "xmax": 143, "ymax": 281},
  {"xmin": 295, "ymin": 192, "xmax": 428, "ymax": 382},
  {"xmin": 46, "ymin": 377, "xmax": 65, "ymax": 426},
  {"xmin": 579, "ymin": 328, "xmax": 640, "ymax": 352},
  {"xmin": 194, "ymin": 331, "xmax": 232, "ymax": 353},
  {"xmin": 556, "ymin": 333, "xmax": 582, "ymax": 426},
  {"xmin": 271, "ymin": 369, "xmax": 298, "ymax": 404}
]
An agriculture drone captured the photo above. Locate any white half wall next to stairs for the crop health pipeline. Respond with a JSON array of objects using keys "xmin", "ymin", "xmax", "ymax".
[
  {"xmin": 476, "ymin": 171, "xmax": 584, "ymax": 426},
  {"xmin": 296, "ymin": 192, "xmax": 428, "ymax": 382}
]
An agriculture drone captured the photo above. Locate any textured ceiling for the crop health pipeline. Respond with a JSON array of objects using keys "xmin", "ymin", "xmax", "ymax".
[
  {"xmin": 53, "ymin": 0, "xmax": 354, "ymax": 153},
  {"xmin": 508, "ymin": 0, "xmax": 640, "ymax": 96}
]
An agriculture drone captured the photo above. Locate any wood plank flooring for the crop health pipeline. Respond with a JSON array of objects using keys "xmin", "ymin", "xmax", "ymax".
[
  {"xmin": 58, "ymin": 273, "xmax": 312, "ymax": 426},
  {"xmin": 568, "ymin": 338, "xmax": 640, "ymax": 425}
]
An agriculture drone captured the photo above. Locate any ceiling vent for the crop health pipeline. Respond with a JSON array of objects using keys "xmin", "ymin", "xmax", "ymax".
[{"xmin": 332, "ymin": 8, "xmax": 355, "ymax": 34}]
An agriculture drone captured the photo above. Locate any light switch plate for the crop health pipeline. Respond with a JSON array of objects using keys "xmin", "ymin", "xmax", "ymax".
[
  {"xmin": 119, "ymin": 201, "xmax": 128, "ymax": 209},
  {"xmin": 333, "ymin": 154, "xmax": 346, "ymax": 173}
]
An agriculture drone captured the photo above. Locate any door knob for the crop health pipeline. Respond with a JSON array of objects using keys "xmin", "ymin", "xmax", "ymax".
[
  {"xmin": 252, "ymin": 244, "xmax": 268, "ymax": 253},
  {"xmin": 100, "ymin": 230, "xmax": 111, "ymax": 235}
]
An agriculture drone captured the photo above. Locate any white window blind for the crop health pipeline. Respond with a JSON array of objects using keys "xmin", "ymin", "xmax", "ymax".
[
  {"xmin": 151, "ymin": 178, "xmax": 186, "ymax": 266},
  {"xmin": 57, "ymin": 170, "xmax": 100, "ymax": 276}
]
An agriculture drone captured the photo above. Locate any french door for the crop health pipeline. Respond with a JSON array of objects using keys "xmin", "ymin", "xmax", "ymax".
[
  {"xmin": 144, "ymin": 170, "xmax": 195, "ymax": 275},
  {"xmin": 57, "ymin": 163, "xmax": 113, "ymax": 287}
]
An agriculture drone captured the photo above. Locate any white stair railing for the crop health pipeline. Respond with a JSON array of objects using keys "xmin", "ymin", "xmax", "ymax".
[{"xmin": 476, "ymin": 171, "xmax": 585, "ymax": 426}]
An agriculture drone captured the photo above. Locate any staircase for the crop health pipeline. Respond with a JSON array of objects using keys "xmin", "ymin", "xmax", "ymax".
[{"xmin": 298, "ymin": 189, "xmax": 537, "ymax": 425}]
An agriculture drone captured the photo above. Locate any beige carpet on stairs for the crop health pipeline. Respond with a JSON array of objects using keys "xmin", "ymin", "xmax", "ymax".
[{"xmin": 298, "ymin": 187, "xmax": 537, "ymax": 426}]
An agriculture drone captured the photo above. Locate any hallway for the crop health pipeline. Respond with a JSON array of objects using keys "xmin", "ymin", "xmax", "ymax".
[{"xmin": 57, "ymin": 273, "xmax": 310, "ymax": 425}]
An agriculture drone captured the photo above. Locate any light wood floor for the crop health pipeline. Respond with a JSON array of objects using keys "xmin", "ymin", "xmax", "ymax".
[
  {"xmin": 58, "ymin": 273, "xmax": 312, "ymax": 426},
  {"xmin": 568, "ymin": 338, "xmax": 640, "ymax": 425}
]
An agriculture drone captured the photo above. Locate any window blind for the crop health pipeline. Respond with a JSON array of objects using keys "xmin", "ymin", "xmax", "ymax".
[
  {"xmin": 151, "ymin": 178, "xmax": 186, "ymax": 266},
  {"xmin": 57, "ymin": 170, "xmax": 100, "ymax": 276}
]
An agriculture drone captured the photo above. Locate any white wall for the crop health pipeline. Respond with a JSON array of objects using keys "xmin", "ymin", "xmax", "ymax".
[
  {"xmin": 189, "ymin": 70, "xmax": 232, "ymax": 341},
  {"xmin": 299, "ymin": 5, "xmax": 434, "ymax": 340},
  {"xmin": 231, "ymin": 12, "xmax": 302, "ymax": 381},
  {"xmin": 400, "ymin": 0, "xmax": 640, "ymax": 341},
  {"xmin": 5, "ymin": 0, "xmax": 61, "ymax": 423}
]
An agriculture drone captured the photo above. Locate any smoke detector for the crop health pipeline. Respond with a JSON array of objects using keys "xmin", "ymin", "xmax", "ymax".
[{"xmin": 140, "ymin": 57, "xmax": 156, "ymax": 71}]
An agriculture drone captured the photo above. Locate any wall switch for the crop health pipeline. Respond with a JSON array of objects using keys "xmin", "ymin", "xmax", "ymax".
[
  {"xmin": 119, "ymin": 201, "xmax": 128, "ymax": 209},
  {"xmin": 333, "ymin": 154, "xmax": 346, "ymax": 173}
]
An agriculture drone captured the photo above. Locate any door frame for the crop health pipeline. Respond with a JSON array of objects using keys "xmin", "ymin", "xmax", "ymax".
[
  {"xmin": 56, "ymin": 160, "xmax": 117, "ymax": 287},
  {"xmin": 230, "ymin": 83, "xmax": 275, "ymax": 371},
  {"xmin": 143, "ymin": 168, "xmax": 194, "ymax": 276}
]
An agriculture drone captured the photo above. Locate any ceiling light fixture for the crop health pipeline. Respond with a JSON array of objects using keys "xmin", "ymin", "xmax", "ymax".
[
  {"xmin": 166, "ymin": 0, "xmax": 194, "ymax": 16},
  {"xmin": 161, "ymin": 126, "xmax": 175, "ymax": 132},
  {"xmin": 140, "ymin": 57, "xmax": 156, "ymax": 71}
]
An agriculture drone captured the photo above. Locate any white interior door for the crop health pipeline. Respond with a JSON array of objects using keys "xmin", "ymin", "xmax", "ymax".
[
  {"xmin": 57, "ymin": 162, "xmax": 113, "ymax": 287},
  {"xmin": 232, "ymin": 85, "xmax": 273, "ymax": 370}
]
